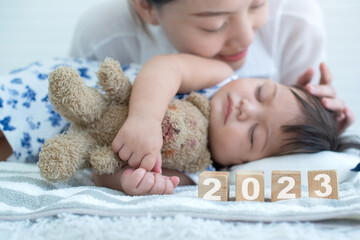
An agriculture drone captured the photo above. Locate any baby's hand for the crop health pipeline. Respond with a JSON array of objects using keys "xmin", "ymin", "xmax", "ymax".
[
  {"xmin": 112, "ymin": 114, "xmax": 163, "ymax": 173},
  {"xmin": 121, "ymin": 167, "xmax": 180, "ymax": 196}
]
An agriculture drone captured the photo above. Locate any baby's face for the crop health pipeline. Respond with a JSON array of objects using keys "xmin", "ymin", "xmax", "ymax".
[{"xmin": 209, "ymin": 78, "xmax": 303, "ymax": 166}]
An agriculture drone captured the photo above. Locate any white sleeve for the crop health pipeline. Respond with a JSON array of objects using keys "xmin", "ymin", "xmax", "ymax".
[
  {"xmin": 69, "ymin": 0, "xmax": 141, "ymax": 64},
  {"xmin": 272, "ymin": 0, "xmax": 326, "ymax": 85}
]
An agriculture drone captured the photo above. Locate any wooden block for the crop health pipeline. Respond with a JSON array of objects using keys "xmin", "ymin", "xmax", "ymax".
[
  {"xmin": 235, "ymin": 170, "xmax": 264, "ymax": 202},
  {"xmin": 308, "ymin": 170, "xmax": 338, "ymax": 199},
  {"xmin": 198, "ymin": 171, "xmax": 229, "ymax": 201},
  {"xmin": 271, "ymin": 170, "xmax": 301, "ymax": 202}
]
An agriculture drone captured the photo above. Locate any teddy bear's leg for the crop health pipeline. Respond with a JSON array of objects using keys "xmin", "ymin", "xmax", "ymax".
[
  {"xmin": 48, "ymin": 67, "xmax": 107, "ymax": 126},
  {"xmin": 96, "ymin": 57, "xmax": 132, "ymax": 104},
  {"xmin": 89, "ymin": 146, "xmax": 124, "ymax": 175},
  {"xmin": 38, "ymin": 131, "xmax": 97, "ymax": 182}
]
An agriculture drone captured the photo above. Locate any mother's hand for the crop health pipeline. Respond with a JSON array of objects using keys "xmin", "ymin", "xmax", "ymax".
[{"xmin": 296, "ymin": 63, "xmax": 354, "ymax": 134}]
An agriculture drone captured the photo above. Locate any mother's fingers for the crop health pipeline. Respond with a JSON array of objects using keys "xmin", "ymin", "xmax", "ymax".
[
  {"xmin": 297, "ymin": 68, "xmax": 314, "ymax": 87},
  {"xmin": 321, "ymin": 97, "xmax": 345, "ymax": 114},
  {"xmin": 338, "ymin": 108, "xmax": 355, "ymax": 134},
  {"xmin": 319, "ymin": 62, "xmax": 333, "ymax": 85},
  {"xmin": 305, "ymin": 84, "xmax": 336, "ymax": 98}
]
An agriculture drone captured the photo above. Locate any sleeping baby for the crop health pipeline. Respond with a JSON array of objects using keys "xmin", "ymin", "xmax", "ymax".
[{"xmin": 93, "ymin": 54, "xmax": 360, "ymax": 196}]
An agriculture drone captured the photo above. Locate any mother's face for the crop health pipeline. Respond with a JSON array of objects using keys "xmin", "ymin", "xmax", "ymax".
[{"xmin": 153, "ymin": 0, "xmax": 269, "ymax": 70}]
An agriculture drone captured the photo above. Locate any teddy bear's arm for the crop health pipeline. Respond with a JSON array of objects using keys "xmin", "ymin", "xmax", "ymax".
[{"xmin": 90, "ymin": 145, "xmax": 125, "ymax": 175}]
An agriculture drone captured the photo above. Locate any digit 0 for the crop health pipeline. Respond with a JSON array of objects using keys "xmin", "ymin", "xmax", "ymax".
[
  {"xmin": 236, "ymin": 171, "xmax": 264, "ymax": 202},
  {"xmin": 242, "ymin": 178, "xmax": 260, "ymax": 200}
]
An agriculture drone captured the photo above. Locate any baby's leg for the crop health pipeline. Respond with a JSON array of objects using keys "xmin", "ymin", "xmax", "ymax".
[
  {"xmin": 92, "ymin": 167, "xmax": 180, "ymax": 196},
  {"xmin": 0, "ymin": 130, "xmax": 13, "ymax": 161}
]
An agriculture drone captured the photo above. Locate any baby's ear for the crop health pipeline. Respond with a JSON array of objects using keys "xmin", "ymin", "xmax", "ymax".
[{"xmin": 185, "ymin": 92, "xmax": 210, "ymax": 119}]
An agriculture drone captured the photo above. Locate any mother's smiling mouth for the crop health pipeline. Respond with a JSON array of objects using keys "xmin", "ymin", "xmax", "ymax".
[{"xmin": 224, "ymin": 95, "xmax": 233, "ymax": 124}]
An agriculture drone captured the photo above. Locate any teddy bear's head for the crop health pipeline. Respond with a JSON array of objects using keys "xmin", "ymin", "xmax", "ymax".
[{"xmin": 161, "ymin": 92, "xmax": 212, "ymax": 173}]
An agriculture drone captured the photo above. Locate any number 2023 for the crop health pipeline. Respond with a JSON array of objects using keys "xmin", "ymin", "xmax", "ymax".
[{"xmin": 198, "ymin": 170, "xmax": 338, "ymax": 202}]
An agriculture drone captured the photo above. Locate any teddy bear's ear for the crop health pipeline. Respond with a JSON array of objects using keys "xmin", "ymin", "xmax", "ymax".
[
  {"xmin": 96, "ymin": 57, "xmax": 132, "ymax": 104},
  {"xmin": 185, "ymin": 92, "xmax": 210, "ymax": 119}
]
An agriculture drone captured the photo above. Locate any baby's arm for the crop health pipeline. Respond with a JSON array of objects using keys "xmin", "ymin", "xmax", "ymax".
[{"xmin": 112, "ymin": 54, "xmax": 234, "ymax": 173}]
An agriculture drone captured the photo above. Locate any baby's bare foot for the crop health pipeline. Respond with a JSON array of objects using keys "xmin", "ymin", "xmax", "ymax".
[{"xmin": 120, "ymin": 168, "xmax": 180, "ymax": 196}]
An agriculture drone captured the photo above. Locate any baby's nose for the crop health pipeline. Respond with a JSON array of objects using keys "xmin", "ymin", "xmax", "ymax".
[{"xmin": 237, "ymin": 99, "xmax": 260, "ymax": 121}]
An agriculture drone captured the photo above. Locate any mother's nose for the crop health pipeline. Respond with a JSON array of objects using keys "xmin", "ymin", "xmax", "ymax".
[
  {"xmin": 237, "ymin": 98, "xmax": 260, "ymax": 121},
  {"xmin": 225, "ymin": 16, "xmax": 255, "ymax": 50}
]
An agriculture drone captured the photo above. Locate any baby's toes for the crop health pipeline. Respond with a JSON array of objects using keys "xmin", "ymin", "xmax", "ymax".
[
  {"xmin": 121, "ymin": 168, "xmax": 146, "ymax": 195},
  {"xmin": 163, "ymin": 176, "xmax": 179, "ymax": 195},
  {"xmin": 170, "ymin": 176, "xmax": 180, "ymax": 188},
  {"xmin": 147, "ymin": 173, "xmax": 166, "ymax": 195},
  {"xmin": 136, "ymin": 172, "xmax": 156, "ymax": 194}
]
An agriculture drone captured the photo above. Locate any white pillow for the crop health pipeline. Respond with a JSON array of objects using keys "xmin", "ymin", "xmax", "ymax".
[{"xmin": 228, "ymin": 151, "xmax": 360, "ymax": 186}]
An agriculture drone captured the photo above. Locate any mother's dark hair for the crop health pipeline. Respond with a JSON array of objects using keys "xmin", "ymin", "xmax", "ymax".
[
  {"xmin": 279, "ymin": 86, "xmax": 360, "ymax": 155},
  {"xmin": 146, "ymin": 0, "xmax": 175, "ymax": 5},
  {"xmin": 128, "ymin": 0, "xmax": 176, "ymax": 38}
]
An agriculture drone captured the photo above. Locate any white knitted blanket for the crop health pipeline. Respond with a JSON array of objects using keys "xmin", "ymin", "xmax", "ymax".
[{"xmin": 1, "ymin": 162, "xmax": 360, "ymax": 222}]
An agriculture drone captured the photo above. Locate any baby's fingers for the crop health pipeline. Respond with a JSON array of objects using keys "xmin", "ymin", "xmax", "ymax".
[
  {"xmin": 111, "ymin": 138, "xmax": 123, "ymax": 153},
  {"xmin": 117, "ymin": 145, "xmax": 134, "ymax": 162},
  {"xmin": 139, "ymin": 153, "xmax": 159, "ymax": 172},
  {"xmin": 153, "ymin": 153, "xmax": 162, "ymax": 174}
]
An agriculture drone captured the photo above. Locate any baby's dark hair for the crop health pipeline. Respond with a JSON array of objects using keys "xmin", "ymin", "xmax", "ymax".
[{"xmin": 278, "ymin": 86, "xmax": 360, "ymax": 155}]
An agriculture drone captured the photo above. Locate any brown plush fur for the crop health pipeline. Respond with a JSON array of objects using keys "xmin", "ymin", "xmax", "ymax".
[{"xmin": 38, "ymin": 58, "xmax": 212, "ymax": 182}]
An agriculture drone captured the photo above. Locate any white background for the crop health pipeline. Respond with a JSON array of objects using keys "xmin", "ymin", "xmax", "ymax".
[{"xmin": 0, "ymin": 0, "xmax": 359, "ymax": 135}]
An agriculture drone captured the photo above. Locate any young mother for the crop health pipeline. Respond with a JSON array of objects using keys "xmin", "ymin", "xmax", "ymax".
[{"xmin": 70, "ymin": 0, "xmax": 352, "ymax": 131}]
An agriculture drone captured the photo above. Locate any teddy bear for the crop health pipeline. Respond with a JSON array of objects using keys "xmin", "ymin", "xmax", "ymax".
[{"xmin": 38, "ymin": 57, "xmax": 212, "ymax": 182}]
